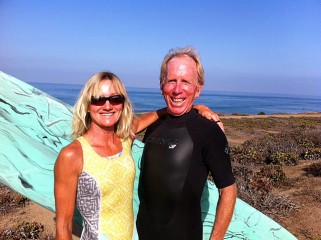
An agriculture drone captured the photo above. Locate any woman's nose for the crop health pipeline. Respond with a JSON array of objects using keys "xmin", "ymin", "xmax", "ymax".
[{"xmin": 103, "ymin": 100, "xmax": 113, "ymax": 109}]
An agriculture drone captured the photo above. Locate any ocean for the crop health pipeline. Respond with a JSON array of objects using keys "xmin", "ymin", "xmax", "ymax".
[{"xmin": 30, "ymin": 82, "xmax": 321, "ymax": 115}]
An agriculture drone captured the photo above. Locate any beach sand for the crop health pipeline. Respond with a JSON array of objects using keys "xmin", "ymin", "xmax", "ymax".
[{"xmin": 1, "ymin": 112, "xmax": 320, "ymax": 239}]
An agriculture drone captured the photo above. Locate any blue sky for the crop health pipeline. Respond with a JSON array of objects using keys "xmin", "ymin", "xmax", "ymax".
[{"xmin": 1, "ymin": 0, "xmax": 320, "ymax": 96}]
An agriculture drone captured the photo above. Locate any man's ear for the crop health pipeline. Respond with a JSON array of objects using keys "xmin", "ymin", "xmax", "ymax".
[
  {"xmin": 195, "ymin": 85, "xmax": 203, "ymax": 98},
  {"xmin": 160, "ymin": 84, "xmax": 164, "ymax": 95}
]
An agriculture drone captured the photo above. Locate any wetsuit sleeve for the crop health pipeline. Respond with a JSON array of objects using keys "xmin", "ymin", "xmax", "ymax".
[{"xmin": 204, "ymin": 126, "xmax": 235, "ymax": 189}]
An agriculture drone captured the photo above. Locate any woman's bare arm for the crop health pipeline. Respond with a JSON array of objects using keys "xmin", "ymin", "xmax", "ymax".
[{"xmin": 54, "ymin": 141, "xmax": 82, "ymax": 240}]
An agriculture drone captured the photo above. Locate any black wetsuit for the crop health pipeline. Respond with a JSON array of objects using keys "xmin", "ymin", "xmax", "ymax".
[{"xmin": 137, "ymin": 109, "xmax": 235, "ymax": 240}]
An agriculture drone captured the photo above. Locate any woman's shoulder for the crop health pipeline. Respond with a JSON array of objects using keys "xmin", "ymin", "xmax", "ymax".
[
  {"xmin": 55, "ymin": 140, "xmax": 83, "ymax": 173},
  {"xmin": 60, "ymin": 140, "xmax": 82, "ymax": 158}
]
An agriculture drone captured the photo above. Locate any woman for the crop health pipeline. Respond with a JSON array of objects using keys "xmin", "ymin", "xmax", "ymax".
[{"xmin": 54, "ymin": 71, "xmax": 222, "ymax": 240}]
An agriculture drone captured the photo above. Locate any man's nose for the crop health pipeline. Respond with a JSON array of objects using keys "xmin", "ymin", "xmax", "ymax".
[{"xmin": 173, "ymin": 82, "xmax": 183, "ymax": 94}]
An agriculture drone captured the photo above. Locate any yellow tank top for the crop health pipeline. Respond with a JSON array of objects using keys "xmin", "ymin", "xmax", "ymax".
[{"xmin": 76, "ymin": 136, "xmax": 135, "ymax": 240}]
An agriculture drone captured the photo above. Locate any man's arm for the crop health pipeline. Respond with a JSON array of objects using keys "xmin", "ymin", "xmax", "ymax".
[{"xmin": 210, "ymin": 183, "xmax": 237, "ymax": 240}]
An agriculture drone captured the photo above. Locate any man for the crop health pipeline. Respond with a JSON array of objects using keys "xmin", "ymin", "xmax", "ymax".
[{"xmin": 137, "ymin": 47, "xmax": 237, "ymax": 240}]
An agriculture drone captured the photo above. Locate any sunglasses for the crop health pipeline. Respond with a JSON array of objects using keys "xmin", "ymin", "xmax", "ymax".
[{"xmin": 90, "ymin": 95, "xmax": 125, "ymax": 106}]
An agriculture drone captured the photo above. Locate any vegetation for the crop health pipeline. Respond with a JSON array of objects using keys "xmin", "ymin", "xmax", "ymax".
[
  {"xmin": 0, "ymin": 184, "xmax": 55, "ymax": 239},
  {"xmin": 304, "ymin": 162, "xmax": 321, "ymax": 177},
  {"xmin": 224, "ymin": 116, "xmax": 321, "ymax": 228},
  {"xmin": 0, "ymin": 221, "xmax": 54, "ymax": 240},
  {"xmin": 0, "ymin": 115, "xmax": 320, "ymax": 239},
  {"xmin": 205, "ymin": 115, "xmax": 321, "ymax": 240},
  {"xmin": 0, "ymin": 184, "xmax": 29, "ymax": 216}
]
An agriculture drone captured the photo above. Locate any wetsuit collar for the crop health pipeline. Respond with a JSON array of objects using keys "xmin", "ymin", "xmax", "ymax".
[{"xmin": 166, "ymin": 109, "xmax": 197, "ymax": 122}]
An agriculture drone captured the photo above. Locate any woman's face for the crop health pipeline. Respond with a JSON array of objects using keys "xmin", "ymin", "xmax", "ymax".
[{"xmin": 89, "ymin": 80, "xmax": 124, "ymax": 130}]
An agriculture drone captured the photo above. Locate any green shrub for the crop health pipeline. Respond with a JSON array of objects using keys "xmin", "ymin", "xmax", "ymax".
[
  {"xmin": 301, "ymin": 147, "xmax": 321, "ymax": 160},
  {"xmin": 258, "ymin": 165, "xmax": 287, "ymax": 187},
  {"xmin": 0, "ymin": 222, "xmax": 55, "ymax": 240},
  {"xmin": 230, "ymin": 146, "xmax": 265, "ymax": 165},
  {"xmin": 298, "ymin": 138, "xmax": 315, "ymax": 148},
  {"xmin": 231, "ymin": 112, "xmax": 248, "ymax": 116},
  {"xmin": 266, "ymin": 151, "xmax": 299, "ymax": 166}
]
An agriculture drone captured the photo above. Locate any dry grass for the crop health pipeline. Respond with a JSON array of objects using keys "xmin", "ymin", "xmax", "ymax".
[
  {"xmin": 0, "ymin": 221, "xmax": 54, "ymax": 240},
  {"xmin": 1, "ymin": 114, "xmax": 320, "ymax": 239},
  {"xmin": 223, "ymin": 116, "xmax": 321, "ymax": 239},
  {"xmin": 0, "ymin": 184, "xmax": 29, "ymax": 216}
]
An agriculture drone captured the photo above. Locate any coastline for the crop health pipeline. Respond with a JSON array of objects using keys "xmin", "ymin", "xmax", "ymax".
[
  {"xmin": 219, "ymin": 111, "xmax": 321, "ymax": 118},
  {"xmin": 29, "ymin": 81, "xmax": 321, "ymax": 115},
  {"xmin": 1, "ymin": 112, "xmax": 320, "ymax": 239}
]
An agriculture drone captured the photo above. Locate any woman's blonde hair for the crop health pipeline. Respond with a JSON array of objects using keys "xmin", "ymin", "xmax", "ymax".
[{"xmin": 71, "ymin": 72, "xmax": 134, "ymax": 140}]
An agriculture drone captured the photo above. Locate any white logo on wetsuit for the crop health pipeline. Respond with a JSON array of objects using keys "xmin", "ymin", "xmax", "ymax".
[{"xmin": 146, "ymin": 137, "xmax": 179, "ymax": 149}]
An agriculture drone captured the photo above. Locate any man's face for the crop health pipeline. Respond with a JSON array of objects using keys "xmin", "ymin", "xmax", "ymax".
[{"xmin": 161, "ymin": 56, "xmax": 203, "ymax": 116}]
